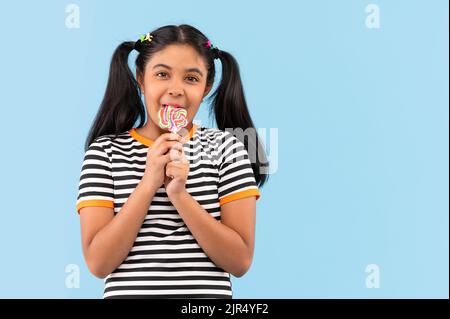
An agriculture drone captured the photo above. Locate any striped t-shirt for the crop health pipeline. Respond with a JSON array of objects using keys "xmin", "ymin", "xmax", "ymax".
[{"xmin": 76, "ymin": 124, "xmax": 261, "ymax": 299}]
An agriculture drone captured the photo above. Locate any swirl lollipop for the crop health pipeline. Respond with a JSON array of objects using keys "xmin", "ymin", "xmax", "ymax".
[{"xmin": 158, "ymin": 104, "xmax": 188, "ymax": 134}]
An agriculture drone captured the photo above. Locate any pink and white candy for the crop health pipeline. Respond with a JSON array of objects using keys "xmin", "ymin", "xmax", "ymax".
[{"xmin": 158, "ymin": 104, "xmax": 188, "ymax": 133}]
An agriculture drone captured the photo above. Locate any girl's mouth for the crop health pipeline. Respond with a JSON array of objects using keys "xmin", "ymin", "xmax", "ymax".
[{"xmin": 162, "ymin": 103, "xmax": 185, "ymax": 109}]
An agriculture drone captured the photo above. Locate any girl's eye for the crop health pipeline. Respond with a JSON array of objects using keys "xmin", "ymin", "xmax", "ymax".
[
  {"xmin": 156, "ymin": 72, "xmax": 199, "ymax": 83},
  {"xmin": 186, "ymin": 76, "xmax": 199, "ymax": 82}
]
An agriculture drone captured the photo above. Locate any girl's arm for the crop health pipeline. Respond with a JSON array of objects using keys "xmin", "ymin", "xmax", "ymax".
[
  {"xmin": 169, "ymin": 191, "xmax": 256, "ymax": 277},
  {"xmin": 79, "ymin": 179, "xmax": 160, "ymax": 278}
]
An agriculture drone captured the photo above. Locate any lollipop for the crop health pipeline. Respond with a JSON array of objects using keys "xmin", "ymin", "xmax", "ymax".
[{"xmin": 158, "ymin": 104, "xmax": 188, "ymax": 134}]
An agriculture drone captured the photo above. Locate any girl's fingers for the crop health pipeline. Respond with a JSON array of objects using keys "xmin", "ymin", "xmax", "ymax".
[
  {"xmin": 180, "ymin": 147, "xmax": 189, "ymax": 163},
  {"xmin": 164, "ymin": 132, "xmax": 183, "ymax": 141},
  {"xmin": 166, "ymin": 159, "xmax": 189, "ymax": 171},
  {"xmin": 153, "ymin": 133, "xmax": 182, "ymax": 149},
  {"xmin": 169, "ymin": 148, "xmax": 180, "ymax": 162},
  {"xmin": 169, "ymin": 147, "xmax": 187, "ymax": 162},
  {"xmin": 166, "ymin": 163, "xmax": 185, "ymax": 177},
  {"xmin": 166, "ymin": 165, "xmax": 176, "ymax": 178},
  {"xmin": 155, "ymin": 141, "xmax": 183, "ymax": 156}
]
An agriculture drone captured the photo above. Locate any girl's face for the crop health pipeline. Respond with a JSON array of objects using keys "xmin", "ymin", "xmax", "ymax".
[{"xmin": 138, "ymin": 44, "xmax": 212, "ymax": 131}]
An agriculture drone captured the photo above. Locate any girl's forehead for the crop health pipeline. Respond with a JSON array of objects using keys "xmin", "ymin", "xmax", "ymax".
[{"xmin": 146, "ymin": 44, "xmax": 207, "ymax": 70}]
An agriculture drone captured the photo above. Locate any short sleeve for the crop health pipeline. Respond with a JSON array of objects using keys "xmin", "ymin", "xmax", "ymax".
[
  {"xmin": 218, "ymin": 133, "xmax": 261, "ymax": 206},
  {"xmin": 76, "ymin": 139, "xmax": 115, "ymax": 214}
]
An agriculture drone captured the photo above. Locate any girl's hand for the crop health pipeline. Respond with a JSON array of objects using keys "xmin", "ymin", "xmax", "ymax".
[
  {"xmin": 141, "ymin": 132, "xmax": 184, "ymax": 190},
  {"xmin": 164, "ymin": 142, "xmax": 190, "ymax": 197}
]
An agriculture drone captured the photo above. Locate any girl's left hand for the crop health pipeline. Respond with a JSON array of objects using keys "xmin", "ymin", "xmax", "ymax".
[{"xmin": 164, "ymin": 141, "xmax": 190, "ymax": 197}]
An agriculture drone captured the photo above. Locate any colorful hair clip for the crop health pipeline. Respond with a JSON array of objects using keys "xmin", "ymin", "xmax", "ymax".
[
  {"xmin": 205, "ymin": 39, "xmax": 220, "ymax": 59},
  {"xmin": 205, "ymin": 39, "xmax": 215, "ymax": 49},
  {"xmin": 140, "ymin": 32, "xmax": 154, "ymax": 43}
]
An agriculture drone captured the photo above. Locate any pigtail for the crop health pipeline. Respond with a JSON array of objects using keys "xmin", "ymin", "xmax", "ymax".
[
  {"xmin": 210, "ymin": 50, "xmax": 269, "ymax": 188},
  {"xmin": 84, "ymin": 41, "xmax": 145, "ymax": 151}
]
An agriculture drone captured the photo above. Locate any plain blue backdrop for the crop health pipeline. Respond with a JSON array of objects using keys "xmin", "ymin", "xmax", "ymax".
[{"xmin": 0, "ymin": 0, "xmax": 448, "ymax": 298}]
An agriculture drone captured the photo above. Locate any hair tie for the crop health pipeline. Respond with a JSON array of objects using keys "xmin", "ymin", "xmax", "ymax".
[
  {"xmin": 205, "ymin": 39, "xmax": 221, "ymax": 60},
  {"xmin": 134, "ymin": 32, "xmax": 154, "ymax": 52}
]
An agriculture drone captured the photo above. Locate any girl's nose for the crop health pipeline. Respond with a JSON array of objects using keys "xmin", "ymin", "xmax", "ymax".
[
  {"xmin": 167, "ymin": 77, "xmax": 185, "ymax": 96},
  {"xmin": 168, "ymin": 88, "xmax": 184, "ymax": 96}
]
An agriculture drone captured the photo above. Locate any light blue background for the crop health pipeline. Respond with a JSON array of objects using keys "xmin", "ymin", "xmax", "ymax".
[{"xmin": 0, "ymin": 0, "xmax": 447, "ymax": 298}]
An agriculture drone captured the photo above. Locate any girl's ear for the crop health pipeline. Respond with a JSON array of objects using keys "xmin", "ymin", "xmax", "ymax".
[
  {"xmin": 136, "ymin": 71, "xmax": 144, "ymax": 92},
  {"xmin": 203, "ymin": 84, "xmax": 212, "ymax": 98}
]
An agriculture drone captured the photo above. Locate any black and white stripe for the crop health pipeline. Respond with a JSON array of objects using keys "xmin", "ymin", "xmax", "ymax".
[{"xmin": 76, "ymin": 126, "xmax": 260, "ymax": 299}]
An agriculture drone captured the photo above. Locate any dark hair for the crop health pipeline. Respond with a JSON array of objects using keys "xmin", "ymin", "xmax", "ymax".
[{"xmin": 85, "ymin": 24, "xmax": 269, "ymax": 188}]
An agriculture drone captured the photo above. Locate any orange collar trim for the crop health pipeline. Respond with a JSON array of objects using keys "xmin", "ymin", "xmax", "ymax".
[{"xmin": 129, "ymin": 124, "xmax": 198, "ymax": 147}]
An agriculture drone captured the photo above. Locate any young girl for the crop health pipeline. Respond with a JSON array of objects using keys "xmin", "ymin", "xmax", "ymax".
[{"xmin": 76, "ymin": 24, "xmax": 268, "ymax": 299}]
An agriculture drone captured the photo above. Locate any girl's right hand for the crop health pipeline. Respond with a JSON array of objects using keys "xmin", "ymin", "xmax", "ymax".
[{"xmin": 141, "ymin": 132, "xmax": 185, "ymax": 190}]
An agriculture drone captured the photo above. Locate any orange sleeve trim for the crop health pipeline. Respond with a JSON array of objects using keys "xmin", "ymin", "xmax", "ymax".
[
  {"xmin": 76, "ymin": 200, "xmax": 114, "ymax": 214},
  {"xmin": 219, "ymin": 188, "xmax": 261, "ymax": 206}
]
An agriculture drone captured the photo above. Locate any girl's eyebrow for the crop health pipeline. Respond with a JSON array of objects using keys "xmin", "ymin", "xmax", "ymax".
[{"xmin": 152, "ymin": 63, "xmax": 204, "ymax": 77}]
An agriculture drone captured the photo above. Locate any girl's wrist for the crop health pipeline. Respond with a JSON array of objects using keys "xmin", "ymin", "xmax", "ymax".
[
  {"xmin": 167, "ymin": 189, "xmax": 190, "ymax": 202},
  {"xmin": 139, "ymin": 177, "xmax": 161, "ymax": 196}
]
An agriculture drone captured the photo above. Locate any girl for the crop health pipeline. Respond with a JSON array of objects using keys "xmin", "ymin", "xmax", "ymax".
[{"xmin": 76, "ymin": 24, "xmax": 269, "ymax": 299}]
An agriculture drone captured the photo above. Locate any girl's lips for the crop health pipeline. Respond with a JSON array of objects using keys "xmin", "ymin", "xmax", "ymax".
[{"xmin": 162, "ymin": 103, "xmax": 185, "ymax": 109}]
